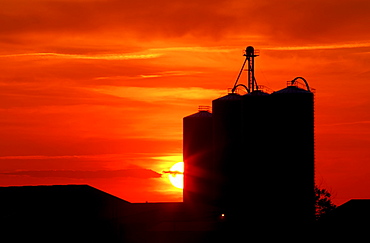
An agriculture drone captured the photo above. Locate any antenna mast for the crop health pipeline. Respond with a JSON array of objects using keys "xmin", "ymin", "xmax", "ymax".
[
  {"xmin": 245, "ymin": 46, "xmax": 258, "ymax": 92},
  {"xmin": 232, "ymin": 46, "xmax": 259, "ymax": 93}
]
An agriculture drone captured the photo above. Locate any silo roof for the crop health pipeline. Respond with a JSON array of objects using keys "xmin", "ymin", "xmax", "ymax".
[
  {"xmin": 184, "ymin": 110, "xmax": 212, "ymax": 118},
  {"xmin": 213, "ymin": 93, "xmax": 242, "ymax": 101},
  {"xmin": 273, "ymin": 86, "xmax": 311, "ymax": 94},
  {"xmin": 244, "ymin": 90, "xmax": 269, "ymax": 96}
]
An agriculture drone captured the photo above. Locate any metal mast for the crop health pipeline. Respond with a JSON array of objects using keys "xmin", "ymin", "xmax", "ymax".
[
  {"xmin": 232, "ymin": 46, "xmax": 259, "ymax": 93},
  {"xmin": 245, "ymin": 46, "xmax": 258, "ymax": 92}
]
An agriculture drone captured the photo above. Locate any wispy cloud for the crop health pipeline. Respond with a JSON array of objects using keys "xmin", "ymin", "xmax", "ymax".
[
  {"xmin": 95, "ymin": 70, "xmax": 204, "ymax": 80},
  {"xmin": 320, "ymin": 120, "xmax": 370, "ymax": 127},
  {"xmin": 92, "ymin": 86, "xmax": 224, "ymax": 102},
  {"xmin": 0, "ymin": 52, "xmax": 162, "ymax": 60},
  {"xmin": 0, "ymin": 154, "xmax": 128, "ymax": 161},
  {"xmin": 149, "ymin": 46, "xmax": 238, "ymax": 53},
  {"xmin": 152, "ymin": 155, "xmax": 183, "ymax": 162},
  {"xmin": 0, "ymin": 169, "xmax": 162, "ymax": 179},
  {"xmin": 264, "ymin": 43, "xmax": 370, "ymax": 51}
]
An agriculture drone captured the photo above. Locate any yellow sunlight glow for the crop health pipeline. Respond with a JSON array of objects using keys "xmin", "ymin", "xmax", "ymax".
[{"xmin": 168, "ymin": 162, "xmax": 184, "ymax": 189}]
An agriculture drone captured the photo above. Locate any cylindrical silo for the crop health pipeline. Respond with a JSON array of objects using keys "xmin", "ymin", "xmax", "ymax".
[
  {"xmin": 212, "ymin": 93, "xmax": 243, "ymax": 215},
  {"xmin": 183, "ymin": 107, "xmax": 214, "ymax": 208},
  {"xmin": 241, "ymin": 90, "xmax": 272, "ymax": 224},
  {"xmin": 270, "ymin": 82, "xmax": 315, "ymax": 225}
]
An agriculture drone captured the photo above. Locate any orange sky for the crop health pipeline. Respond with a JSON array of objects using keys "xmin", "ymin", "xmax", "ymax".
[{"xmin": 1, "ymin": 0, "xmax": 370, "ymax": 205}]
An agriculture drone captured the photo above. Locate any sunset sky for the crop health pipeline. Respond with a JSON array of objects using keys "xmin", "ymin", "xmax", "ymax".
[{"xmin": 1, "ymin": 0, "xmax": 370, "ymax": 205}]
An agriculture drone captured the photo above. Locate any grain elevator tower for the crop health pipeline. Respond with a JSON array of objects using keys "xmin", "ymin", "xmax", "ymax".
[{"xmin": 182, "ymin": 47, "xmax": 315, "ymax": 228}]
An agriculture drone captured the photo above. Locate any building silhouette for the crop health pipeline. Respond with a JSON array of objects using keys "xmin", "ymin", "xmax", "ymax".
[
  {"xmin": 183, "ymin": 47, "xmax": 316, "ymax": 229},
  {"xmin": 316, "ymin": 199, "xmax": 370, "ymax": 240},
  {"xmin": 211, "ymin": 92, "xmax": 244, "ymax": 219},
  {"xmin": 0, "ymin": 185, "xmax": 225, "ymax": 243},
  {"xmin": 183, "ymin": 106, "xmax": 214, "ymax": 208},
  {"xmin": 0, "ymin": 185, "xmax": 131, "ymax": 242},
  {"xmin": 270, "ymin": 80, "xmax": 315, "ymax": 225}
]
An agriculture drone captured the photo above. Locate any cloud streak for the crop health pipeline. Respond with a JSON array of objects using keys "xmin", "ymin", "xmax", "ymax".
[
  {"xmin": 0, "ymin": 169, "xmax": 162, "ymax": 179},
  {"xmin": 2, "ymin": 0, "xmax": 370, "ymax": 49},
  {"xmin": 92, "ymin": 86, "xmax": 225, "ymax": 102},
  {"xmin": 0, "ymin": 52, "xmax": 161, "ymax": 60},
  {"xmin": 319, "ymin": 120, "xmax": 370, "ymax": 127},
  {"xmin": 264, "ymin": 43, "xmax": 370, "ymax": 51}
]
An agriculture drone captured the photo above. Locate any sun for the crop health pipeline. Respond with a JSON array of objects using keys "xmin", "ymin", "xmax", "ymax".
[{"xmin": 168, "ymin": 162, "xmax": 184, "ymax": 189}]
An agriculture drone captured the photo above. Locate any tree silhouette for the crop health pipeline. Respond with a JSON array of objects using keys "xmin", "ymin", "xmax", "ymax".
[{"xmin": 315, "ymin": 186, "xmax": 337, "ymax": 220}]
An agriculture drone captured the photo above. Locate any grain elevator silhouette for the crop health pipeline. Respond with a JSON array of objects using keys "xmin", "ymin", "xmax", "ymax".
[{"xmin": 183, "ymin": 46, "xmax": 315, "ymax": 228}]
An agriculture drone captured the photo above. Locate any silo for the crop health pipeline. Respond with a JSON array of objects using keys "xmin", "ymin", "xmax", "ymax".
[
  {"xmin": 212, "ymin": 93, "xmax": 243, "ymax": 215},
  {"xmin": 270, "ymin": 79, "xmax": 315, "ymax": 225},
  {"xmin": 183, "ymin": 106, "xmax": 214, "ymax": 208},
  {"xmin": 241, "ymin": 90, "xmax": 273, "ymax": 223}
]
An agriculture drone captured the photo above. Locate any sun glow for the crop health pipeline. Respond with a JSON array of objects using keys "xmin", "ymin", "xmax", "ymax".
[{"xmin": 168, "ymin": 162, "xmax": 184, "ymax": 189}]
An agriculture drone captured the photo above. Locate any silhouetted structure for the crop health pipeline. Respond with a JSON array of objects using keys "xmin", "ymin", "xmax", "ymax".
[
  {"xmin": 183, "ymin": 106, "xmax": 215, "ymax": 208},
  {"xmin": 0, "ymin": 185, "xmax": 130, "ymax": 242},
  {"xmin": 240, "ymin": 89, "xmax": 274, "ymax": 227},
  {"xmin": 211, "ymin": 93, "xmax": 243, "ymax": 217},
  {"xmin": 0, "ymin": 185, "xmax": 227, "ymax": 243},
  {"xmin": 316, "ymin": 199, "xmax": 370, "ymax": 240},
  {"xmin": 183, "ymin": 48, "xmax": 316, "ymax": 230},
  {"xmin": 270, "ymin": 78, "xmax": 315, "ymax": 225}
]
